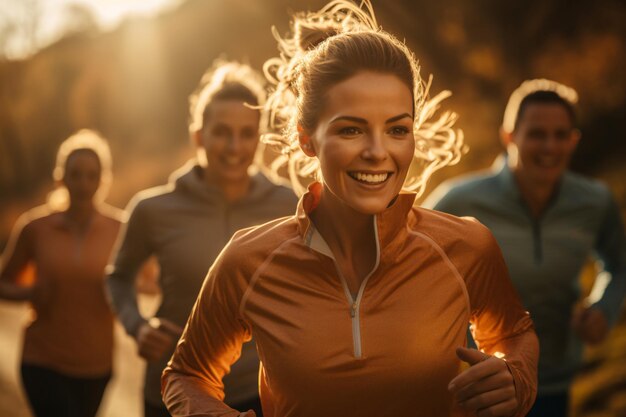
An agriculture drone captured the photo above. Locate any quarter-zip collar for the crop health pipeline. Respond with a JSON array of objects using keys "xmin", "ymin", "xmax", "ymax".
[
  {"xmin": 495, "ymin": 155, "xmax": 572, "ymax": 264},
  {"xmin": 296, "ymin": 181, "xmax": 417, "ymax": 265},
  {"xmin": 294, "ymin": 182, "xmax": 419, "ymax": 359},
  {"xmin": 495, "ymin": 155, "xmax": 565, "ymax": 212}
]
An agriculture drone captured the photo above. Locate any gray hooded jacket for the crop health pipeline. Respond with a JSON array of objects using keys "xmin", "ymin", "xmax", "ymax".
[{"xmin": 107, "ymin": 162, "xmax": 297, "ymax": 407}]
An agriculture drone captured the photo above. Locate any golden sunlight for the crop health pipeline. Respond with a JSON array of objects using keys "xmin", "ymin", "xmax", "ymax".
[{"xmin": 0, "ymin": 0, "xmax": 182, "ymax": 59}]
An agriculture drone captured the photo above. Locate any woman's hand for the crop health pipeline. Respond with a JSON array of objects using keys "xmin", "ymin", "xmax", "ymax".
[
  {"xmin": 448, "ymin": 346, "xmax": 518, "ymax": 417},
  {"xmin": 136, "ymin": 317, "xmax": 184, "ymax": 362}
]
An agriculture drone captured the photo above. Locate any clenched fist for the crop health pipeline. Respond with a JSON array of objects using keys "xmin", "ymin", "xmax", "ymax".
[
  {"xmin": 449, "ymin": 347, "xmax": 518, "ymax": 417},
  {"xmin": 136, "ymin": 317, "xmax": 184, "ymax": 362}
]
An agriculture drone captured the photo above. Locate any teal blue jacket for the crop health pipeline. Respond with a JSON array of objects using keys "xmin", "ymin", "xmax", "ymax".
[{"xmin": 426, "ymin": 157, "xmax": 626, "ymax": 395}]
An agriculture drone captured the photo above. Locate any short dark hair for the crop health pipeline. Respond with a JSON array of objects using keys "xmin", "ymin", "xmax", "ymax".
[
  {"xmin": 502, "ymin": 79, "xmax": 578, "ymax": 133},
  {"xmin": 515, "ymin": 90, "xmax": 577, "ymax": 131}
]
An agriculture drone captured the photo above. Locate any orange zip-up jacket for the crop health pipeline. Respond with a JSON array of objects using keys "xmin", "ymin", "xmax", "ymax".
[
  {"xmin": 162, "ymin": 183, "xmax": 538, "ymax": 417},
  {"xmin": 1, "ymin": 206, "xmax": 121, "ymax": 377}
]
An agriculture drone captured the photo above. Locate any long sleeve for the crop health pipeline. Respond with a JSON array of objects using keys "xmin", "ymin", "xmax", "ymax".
[
  {"xmin": 106, "ymin": 197, "xmax": 153, "ymax": 337},
  {"xmin": 462, "ymin": 222, "xmax": 539, "ymax": 417},
  {"xmin": 161, "ymin": 242, "xmax": 254, "ymax": 417},
  {"xmin": 590, "ymin": 195, "xmax": 626, "ymax": 326},
  {"xmin": 0, "ymin": 214, "xmax": 35, "ymax": 299}
]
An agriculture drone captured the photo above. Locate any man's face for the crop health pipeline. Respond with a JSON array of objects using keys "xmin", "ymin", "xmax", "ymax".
[{"xmin": 507, "ymin": 102, "xmax": 579, "ymax": 187}]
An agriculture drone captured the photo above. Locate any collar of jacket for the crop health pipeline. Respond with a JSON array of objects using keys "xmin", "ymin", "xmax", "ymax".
[
  {"xmin": 494, "ymin": 154, "xmax": 569, "ymax": 210},
  {"xmin": 295, "ymin": 181, "xmax": 418, "ymax": 267}
]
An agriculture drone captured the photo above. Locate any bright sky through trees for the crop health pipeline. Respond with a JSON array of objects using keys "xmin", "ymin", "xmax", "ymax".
[{"xmin": 0, "ymin": 0, "xmax": 182, "ymax": 59}]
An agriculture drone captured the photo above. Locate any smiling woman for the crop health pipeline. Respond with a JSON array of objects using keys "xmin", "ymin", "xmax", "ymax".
[
  {"xmin": 259, "ymin": 0, "xmax": 465, "ymax": 197},
  {"xmin": 161, "ymin": 2, "xmax": 539, "ymax": 417},
  {"xmin": 0, "ymin": 130, "xmax": 123, "ymax": 417},
  {"xmin": 106, "ymin": 60, "xmax": 297, "ymax": 417},
  {"xmin": 189, "ymin": 64, "xmax": 266, "ymax": 199}
]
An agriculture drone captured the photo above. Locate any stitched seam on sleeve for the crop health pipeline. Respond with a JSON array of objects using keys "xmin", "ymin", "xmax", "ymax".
[
  {"xmin": 408, "ymin": 228, "xmax": 471, "ymax": 318},
  {"xmin": 238, "ymin": 236, "xmax": 301, "ymax": 317}
]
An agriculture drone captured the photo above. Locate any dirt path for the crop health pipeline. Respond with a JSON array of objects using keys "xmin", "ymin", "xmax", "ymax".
[{"xmin": 0, "ymin": 296, "xmax": 159, "ymax": 417}]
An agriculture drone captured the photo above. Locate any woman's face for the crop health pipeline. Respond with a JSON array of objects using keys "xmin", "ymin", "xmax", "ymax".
[
  {"xmin": 62, "ymin": 150, "xmax": 102, "ymax": 203},
  {"xmin": 306, "ymin": 71, "xmax": 415, "ymax": 214},
  {"xmin": 195, "ymin": 99, "xmax": 260, "ymax": 184}
]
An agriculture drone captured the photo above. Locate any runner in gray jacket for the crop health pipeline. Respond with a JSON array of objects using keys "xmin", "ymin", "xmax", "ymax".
[{"xmin": 106, "ymin": 61, "xmax": 297, "ymax": 417}]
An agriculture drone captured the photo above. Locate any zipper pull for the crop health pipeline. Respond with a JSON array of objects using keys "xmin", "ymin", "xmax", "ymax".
[{"xmin": 350, "ymin": 302, "xmax": 357, "ymax": 318}]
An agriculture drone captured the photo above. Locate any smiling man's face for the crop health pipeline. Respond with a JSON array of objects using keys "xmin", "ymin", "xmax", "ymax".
[{"xmin": 507, "ymin": 102, "xmax": 579, "ymax": 187}]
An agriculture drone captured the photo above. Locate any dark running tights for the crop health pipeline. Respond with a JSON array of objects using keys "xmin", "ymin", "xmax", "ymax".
[
  {"xmin": 144, "ymin": 397, "xmax": 264, "ymax": 417},
  {"xmin": 526, "ymin": 392, "xmax": 569, "ymax": 417},
  {"xmin": 144, "ymin": 400, "xmax": 171, "ymax": 417},
  {"xmin": 21, "ymin": 363, "xmax": 110, "ymax": 417}
]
